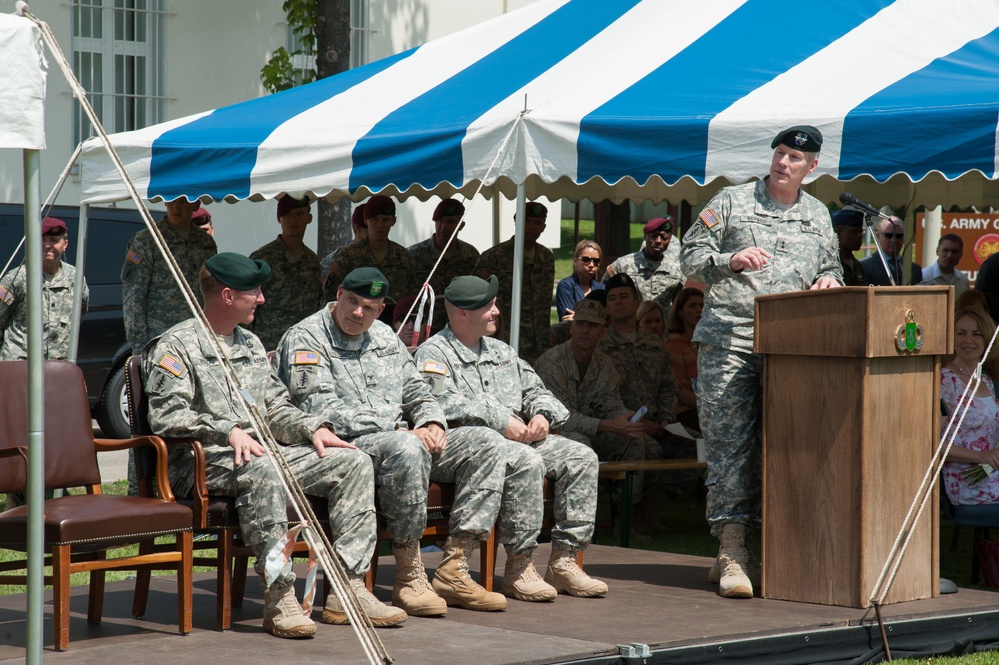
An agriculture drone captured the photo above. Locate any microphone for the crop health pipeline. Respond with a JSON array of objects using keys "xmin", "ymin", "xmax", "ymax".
[{"xmin": 839, "ymin": 192, "xmax": 889, "ymax": 220}]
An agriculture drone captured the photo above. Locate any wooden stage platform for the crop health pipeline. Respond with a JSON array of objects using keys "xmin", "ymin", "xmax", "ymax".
[{"xmin": 2, "ymin": 543, "xmax": 997, "ymax": 665}]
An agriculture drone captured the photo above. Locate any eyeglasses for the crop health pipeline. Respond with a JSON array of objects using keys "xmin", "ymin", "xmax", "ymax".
[
  {"xmin": 577, "ymin": 256, "xmax": 600, "ymax": 265},
  {"xmin": 880, "ymin": 233, "xmax": 904, "ymax": 239}
]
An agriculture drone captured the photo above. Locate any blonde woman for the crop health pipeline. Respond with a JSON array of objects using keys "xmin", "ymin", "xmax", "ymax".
[{"xmin": 556, "ymin": 240, "xmax": 605, "ymax": 321}]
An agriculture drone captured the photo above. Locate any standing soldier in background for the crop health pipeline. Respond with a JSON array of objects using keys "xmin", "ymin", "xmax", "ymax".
[
  {"xmin": 191, "ymin": 206, "xmax": 214, "ymax": 236},
  {"xmin": 408, "ymin": 198, "xmax": 480, "ymax": 333},
  {"xmin": 474, "ymin": 201, "xmax": 554, "ymax": 364},
  {"xmin": 121, "ymin": 196, "xmax": 217, "ymax": 493},
  {"xmin": 1, "ymin": 217, "xmax": 90, "ymax": 510},
  {"xmin": 680, "ymin": 125, "xmax": 842, "ymax": 599},
  {"xmin": 603, "ymin": 215, "xmax": 683, "ymax": 311},
  {"xmin": 321, "ymin": 196, "xmax": 415, "ymax": 304},
  {"xmin": 831, "ymin": 209, "xmax": 868, "ymax": 286},
  {"xmin": 0, "ymin": 217, "xmax": 89, "ymax": 360},
  {"xmin": 250, "ymin": 195, "xmax": 322, "ymax": 350},
  {"xmin": 319, "ymin": 203, "xmax": 367, "ymax": 293}
]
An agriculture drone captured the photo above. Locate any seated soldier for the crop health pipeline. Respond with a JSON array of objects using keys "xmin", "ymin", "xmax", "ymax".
[
  {"xmin": 415, "ymin": 275, "xmax": 608, "ymax": 600},
  {"xmin": 143, "ymin": 253, "xmax": 404, "ymax": 638},
  {"xmin": 275, "ymin": 267, "xmax": 507, "ymax": 617}
]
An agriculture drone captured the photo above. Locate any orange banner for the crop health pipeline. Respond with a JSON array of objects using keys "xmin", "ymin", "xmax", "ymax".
[{"xmin": 915, "ymin": 212, "xmax": 999, "ymax": 284}]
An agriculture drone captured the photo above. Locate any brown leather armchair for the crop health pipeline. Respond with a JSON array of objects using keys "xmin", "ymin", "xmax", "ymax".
[{"xmin": 0, "ymin": 360, "xmax": 193, "ymax": 651}]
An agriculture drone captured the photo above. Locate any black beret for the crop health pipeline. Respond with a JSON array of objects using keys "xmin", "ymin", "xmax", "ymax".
[
  {"xmin": 604, "ymin": 272, "xmax": 640, "ymax": 299},
  {"xmin": 832, "ymin": 209, "xmax": 865, "ymax": 228},
  {"xmin": 445, "ymin": 274, "xmax": 499, "ymax": 310},
  {"xmin": 525, "ymin": 201, "xmax": 547, "ymax": 219},
  {"xmin": 365, "ymin": 195, "xmax": 396, "ymax": 219},
  {"xmin": 771, "ymin": 125, "xmax": 822, "ymax": 153},
  {"xmin": 341, "ymin": 267, "xmax": 389, "ymax": 299},
  {"xmin": 205, "ymin": 253, "xmax": 270, "ymax": 290},
  {"xmin": 433, "ymin": 198, "xmax": 465, "ymax": 221}
]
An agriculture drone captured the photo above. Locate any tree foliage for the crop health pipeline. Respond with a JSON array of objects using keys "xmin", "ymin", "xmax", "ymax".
[{"xmin": 261, "ymin": 0, "xmax": 318, "ymax": 93}]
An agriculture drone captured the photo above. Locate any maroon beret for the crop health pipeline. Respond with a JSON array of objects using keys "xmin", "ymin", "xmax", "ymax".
[
  {"xmin": 276, "ymin": 194, "xmax": 310, "ymax": 219},
  {"xmin": 392, "ymin": 294, "xmax": 430, "ymax": 324},
  {"xmin": 351, "ymin": 203, "xmax": 367, "ymax": 229},
  {"xmin": 433, "ymin": 198, "xmax": 465, "ymax": 221},
  {"xmin": 643, "ymin": 216, "xmax": 673, "ymax": 236},
  {"xmin": 191, "ymin": 207, "xmax": 212, "ymax": 225},
  {"xmin": 365, "ymin": 195, "xmax": 396, "ymax": 219},
  {"xmin": 41, "ymin": 217, "xmax": 67, "ymax": 236}
]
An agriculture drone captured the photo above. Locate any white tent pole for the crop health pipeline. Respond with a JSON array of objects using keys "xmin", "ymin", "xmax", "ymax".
[
  {"xmin": 68, "ymin": 202, "xmax": 89, "ymax": 362},
  {"xmin": 510, "ymin": 184, "xmax": 526, "ymax": 353},
  {"xmin": 922, "ymin": 205, "xmax": 943, "ymax": 270},
  {"xmin": 23, "ymin": 147, "xmax": 44, "ymax": 665}
]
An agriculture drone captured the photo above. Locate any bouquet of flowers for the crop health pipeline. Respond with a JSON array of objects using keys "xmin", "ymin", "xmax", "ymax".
[{"xmin": 961, "ymin": 463, "xmax": 995, "ymax": 486}]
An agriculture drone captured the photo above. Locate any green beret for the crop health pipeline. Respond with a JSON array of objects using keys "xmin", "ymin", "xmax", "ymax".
[
  {"xmin": 771, "ymin": 125, "xmax": 822, "ymax": 153},
  {"xmin": 341, "ymin": 267, "xmax": 389, "ymax": 299},
  {"xmin": 445, "ymin": 274, "xmax": 499, "ymax": 310},
  {"xmin": 205, "ymin": 252, "xmax": 270, "ymax": 290}
]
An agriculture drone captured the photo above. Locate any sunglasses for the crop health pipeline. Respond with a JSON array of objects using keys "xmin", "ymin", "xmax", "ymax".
[
  {"xmin": 576, "ymin": 256, "xmax": 600, "ymax": 265},
  {"xmin": 880, "ymin": 232, "xmax": 904, "ymax": 239}
]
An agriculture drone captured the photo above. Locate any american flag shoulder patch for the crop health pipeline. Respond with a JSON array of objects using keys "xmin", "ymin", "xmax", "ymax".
[
  {"xmin": 294, "ymin": 350, "xmax": 319, "ymax": 365},
  {"xmin": 0, "ymin": 285, "xmax": 12, "ymax": 304},
  {"xmin": 699, "ymin": 208, "xmax": 720, "ymax": 229},
  {"xmin": 158, "ymin": 354, "xmax": 186, "ymax": 377},
  {"xmin": 422, "ymin": 360, "xmax": 447, "ymax": 375},
  {"xmin": 126, "ymin": 250, "xmax": 142, "ymax": 265}
]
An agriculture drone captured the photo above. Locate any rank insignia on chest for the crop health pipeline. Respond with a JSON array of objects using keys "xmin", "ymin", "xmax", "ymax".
[
  {"xmin": 126, "ymin": 250, "xmax": 142, "ymax": 265},
  {"xmin": 0, "ymin": 285, "xmax": 12, "ymax": 304},
  {"xmin": 294, "ymin": 350, "xmax": 320, "ymax": 365},
  {"xmin": 158, "ymin": 354, "xmax": 187, "ymax": 377},
  {"xmin": 699, "ymin": 208, "xmax": 720, "ymax": 229}
]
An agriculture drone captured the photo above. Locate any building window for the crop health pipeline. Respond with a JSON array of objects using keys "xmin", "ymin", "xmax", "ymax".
[
  {"xmin": 285, "ymin": 0, "xmax": 368, "ymax": 77},
  {"xmin": 72, "ymin": 0, "xmax": 165, "ymax": 145}
]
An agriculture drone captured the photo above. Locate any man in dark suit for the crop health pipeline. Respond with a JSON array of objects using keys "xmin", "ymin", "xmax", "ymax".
[{"xmin": 860, "ymin": 216, "xmax": 923, "ymax": 285}]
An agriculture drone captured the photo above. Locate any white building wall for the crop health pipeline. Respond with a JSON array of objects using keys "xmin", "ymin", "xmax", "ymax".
[{"xmin": 0, "ymin": 0, "xmax": 556, "ymax": 258}]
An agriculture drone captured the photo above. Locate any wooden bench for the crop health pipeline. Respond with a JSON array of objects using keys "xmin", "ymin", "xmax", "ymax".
[{"xmin": 598, "ymin": 458, "xmax": 707, "ymax": 548}]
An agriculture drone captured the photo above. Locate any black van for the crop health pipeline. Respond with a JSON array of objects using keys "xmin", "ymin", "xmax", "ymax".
[{"xmin": 0, "ymin": 203, "xmax": 160, "ymax": 438}]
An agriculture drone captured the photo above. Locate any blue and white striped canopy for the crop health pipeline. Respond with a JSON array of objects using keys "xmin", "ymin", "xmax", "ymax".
[{"xmin": 81, "ymin": 0, "xmax": 999, "ymax": 207}]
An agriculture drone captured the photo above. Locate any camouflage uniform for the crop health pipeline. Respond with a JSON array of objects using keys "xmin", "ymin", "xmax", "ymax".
[
  {"xmin": 415, "ymin": 326, "xmax": 598, "ymax": 555},
  {"xmin": 680, "ymin": 179, "xmax": 842, "ymax": 536},
  {"xmin": 143, "ymin": 319, "xmax": 376, "ymax": 583},
  {"xmin": 603, "ymin": 248, "xmax": 684, "ymax": 311},
  {"xmin": 407, "ymin": 236, "xmax": 480, "ymax": 333},
  {"xmin": 249, "ymin": 236, "xmax": 323, "ymax": 350},
  {"xmin": 840, "ymin": 254, "xmax": 868, "ymax": 287},
  {"xmin": 534, "ymin": 340, "xmax": 648, "ymax": 464},
  {"xmin": 0, "ymin": 262, "xmax": 89, "ymax": 360},
  {"xmin": 474, "ymin": 238, "xmax": 554, "ymax": 365},
  {"xmin": 122, "ymin": 219, "xmax": 217, "ymax": 352},
  {"xmin": 275, "ymin": 306, "xmax": 505, "ymax": 544},
  {"xmin": 321, "ymin": 241, "xmax": 415, "ymax": 305}
]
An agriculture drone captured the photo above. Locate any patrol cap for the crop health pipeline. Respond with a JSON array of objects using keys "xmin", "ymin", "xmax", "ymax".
[
  {"xmin": 771, "ymin": 125, "xmax": 822, "ymax": 153},
  {"xmin": 364, "ymin": 195, "xmax": 396, "ymax": 219},
  {"xmin": 191, "ymin": 207, "xmax": 212, "ymax": 226},
  {"xmin": 643, "ymin": 216, "xmax": 673, "ymax": 236},
  {"xmin": 832, "ymin": 209, "xmax": 865, "ymax": 228},
  {"xmin": 572, "ymin": 299, "xmax": 608, "ymax": 325},
  {"xmin": 41, "ymin": 217, "xmax": 67, "ymax": 236},
  {"xmin": 445, "ymin": 274, "xmax": 499, "ymax": 310},
  {"xmin": 525, "ymin": 201, "xmax": 547, "ymax": 219},
  {"xmin": 433, "ymin": 198, "xmax": 465, "ymax": 221},
  {"xmin": 205, "ymin": 252, "xmax": 270, "ymax": 290},
  {"xmin": 604, "ymin": 272, "xmax": 640, "ymax": 299},
  {"xmin": 276, "ymin": 194, "xmax": 310, "ymax": 219},
  {"xmin": 341, "ymin": 267, "xmax": 389, "ymax": 299},
  {"xmin": 351, "ymin": 204, "xmax": 367, "ymax": 229}
]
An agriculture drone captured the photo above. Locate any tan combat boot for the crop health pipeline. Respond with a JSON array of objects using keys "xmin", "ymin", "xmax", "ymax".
[
  {"xmin": 322, "ymin": 575, "xmax": 408, "ymax": 626},
  {"xmin": 431, "ymin": 537, "xmax": 507, "ymax": 611},
  {"xmin": 717, "ymin": 524, "xmax": 754, "ymax": 599},
  {"xmin": 263, "ymin": 582, "xmax": 317, "ymax": 638},
  {"xmin": 545, "ymin": 549, "xmax": 608, "ymax": 597},
  {"xmin": 708, "ymin": 543, "xmax": 760, "ymax": 586},
  {"xmin": 503, "ymin": 550, "xmax": 557, "ymax": 602},
  {"xmin": 392, "ymin": 541, "xmax": 447, "ymax": 617}
]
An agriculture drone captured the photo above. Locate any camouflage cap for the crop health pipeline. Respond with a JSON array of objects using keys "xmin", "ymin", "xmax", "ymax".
[
  {"xmin": 205, "ymin": 252, "xmax": 270, "ymax": 290},
  {"xmin": 572, "ymin": 299, "xmax": 608, "ymax": 325},
  {"xmin": 342, "ymin": 267, "xmax": 389, "ymax": 299},
  {"xmin": 445, "ymin": 274, "xmax": 499, "ymax": 310}
]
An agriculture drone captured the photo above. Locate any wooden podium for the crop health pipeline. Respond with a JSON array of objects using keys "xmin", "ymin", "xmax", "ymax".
[{"xmin": 754, "ymin": 286, "xmax": 952, "ymax": 608}]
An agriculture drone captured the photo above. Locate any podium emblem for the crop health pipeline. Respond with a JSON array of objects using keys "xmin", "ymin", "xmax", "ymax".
[{"xmin": 895, "ymin": 310, "xmax": 924, "ymax": 353}]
